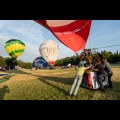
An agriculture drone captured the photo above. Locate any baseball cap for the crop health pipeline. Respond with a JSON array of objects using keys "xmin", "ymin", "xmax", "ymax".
[{"xmin": 79, "ymin": 61, "xmax": 86, "ymax": 65}]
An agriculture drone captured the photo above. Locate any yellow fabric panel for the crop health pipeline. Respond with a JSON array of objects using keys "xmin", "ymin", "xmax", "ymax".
[
  {"xmin": 5, "ymin": 42, "xmax": 25, "ymax": 58},
  {"xmin": 19, "ymin": 44, "xmax": 25, "ymax": 50},
  {"xmin": 11, "ymin": 44, "xmax": 16, "ymax": 52},
  {"xmin": 5, "ymin": 44, "xmax": 25, "ymax": 53},
  {"xmin": 15, "ymin": 43, "xmax": 20, "ymax": 50},
  {"xmin": 12, "ymin": 52, "xmax": 23, "ymax": 58},
  {"xmin": 12, "ymin": 54, "xmax": 18, "ymax": 58},
  {"xmin": 5, "ymin": 46, "xmax": 12, "ymax": 53}
]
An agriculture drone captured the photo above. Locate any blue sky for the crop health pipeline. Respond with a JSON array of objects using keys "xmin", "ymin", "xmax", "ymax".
[{"xmin": 0, "ymin": 20, "xmax": 120, "ymax": 62}]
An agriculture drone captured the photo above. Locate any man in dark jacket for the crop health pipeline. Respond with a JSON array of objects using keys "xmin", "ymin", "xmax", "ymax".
[{"xmin": 103, "ymin": 58, "xmax": 113, "ymax": 89}]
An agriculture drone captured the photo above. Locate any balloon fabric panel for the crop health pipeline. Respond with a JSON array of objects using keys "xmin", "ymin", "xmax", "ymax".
[
  {"xmin": 39, "ymin": 40, "xmax": 59, "ymax": 66},
  {"xmin": 34, "ymin": 20, "xmax": 92, "ymax": 52},
  {"xmin": 5, "ymin": 39, "xmax": 25, "ymax": 59}
]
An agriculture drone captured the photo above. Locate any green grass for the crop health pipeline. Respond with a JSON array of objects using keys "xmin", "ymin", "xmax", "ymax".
[
  {"xmin": 0, "ymin": 67, "xmax": 120, "ymax": 100},
  {"xmin": 0, "ymin": 78, "xmax": 9, "ymax": 83}
]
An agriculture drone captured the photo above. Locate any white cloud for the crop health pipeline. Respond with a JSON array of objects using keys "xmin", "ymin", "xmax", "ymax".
[
  {"xmin": 0, "ymin": 33, "xmax": 17, "ymax": 57},
  {"xmin": 17, "ymin": 42, "xmax": 40, "ymax": 62},
  {"xmin": 0, "ymin": 20, "xmax": 81, "ymax": 62},
  {"xmin": 0, "ymin": 20, "xmax": 49, "ymax": 62}
]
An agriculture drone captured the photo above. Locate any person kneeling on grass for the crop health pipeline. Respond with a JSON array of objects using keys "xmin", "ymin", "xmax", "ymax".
[
  {"xmin": 69, "ymin": 61, "xmax": 92, "ymax": 96},
  {"xmin": 92, "ymin": 56, "xmax": 106, "ymax": 92}
]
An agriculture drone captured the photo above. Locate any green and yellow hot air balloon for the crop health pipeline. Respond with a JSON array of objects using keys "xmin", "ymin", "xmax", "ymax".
[{"xmin": 5, "ymin": 39, "xmax": 25, "ymax": 59}]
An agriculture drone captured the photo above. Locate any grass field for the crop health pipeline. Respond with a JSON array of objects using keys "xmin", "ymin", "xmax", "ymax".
[{"xmin": 0, "ymin": 67, "xmax": 120, "ymax": 100}]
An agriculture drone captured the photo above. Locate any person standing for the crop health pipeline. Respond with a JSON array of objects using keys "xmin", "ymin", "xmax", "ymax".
[{"xmin": 103, "ymin": 58, "xmax": 113, "ymax": 89}]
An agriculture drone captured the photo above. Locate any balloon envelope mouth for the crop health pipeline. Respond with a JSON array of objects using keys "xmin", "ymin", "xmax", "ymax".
[{"xmin": 48, "ymin": 61, "xmax": 55, "ymax": 67}]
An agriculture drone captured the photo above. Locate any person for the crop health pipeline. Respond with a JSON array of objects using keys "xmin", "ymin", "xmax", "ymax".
[
  {"xmin": 92, "ymin": 55, "xmax": 106, "ymax": 92},
  {"xmin": 84, "ymin": 50, "xmax": 92, "ymax": 67},
  {"xmin": 35, "ymin": 59, "xmax": 39, "ymax": 70},
  {"xmin": 76, "ymin": 52, "xmax": 85, "ymax": 61},
  {"xmin": 76, "ymin": 52, "xmax": 87, "ymax": 67},
  {"xmin": 103, "ymin": 58, "xmax": 113, "ymax": 89},
  {"xmin": 76, "ymin": 49, "xmax": 92, "ymax": 68},
  {"xmin": 69, "ymin": 61, "xmax": 92, "ymax": 96}
]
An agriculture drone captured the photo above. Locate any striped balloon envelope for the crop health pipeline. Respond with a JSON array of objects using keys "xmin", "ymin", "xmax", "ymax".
[
  {"xmin": 34, "ymin": 20, "xmax": 92, "ymax": 52},
  {"xmin": 4, "ymin": 39, "xmax": 25, "ymax": 59},
  {"xmin": 39, "ymin": 40, "xmax": 59, "ymax": 67}
]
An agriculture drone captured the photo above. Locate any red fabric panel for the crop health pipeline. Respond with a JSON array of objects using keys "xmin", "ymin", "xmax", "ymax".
[
  {"xmin": 34, "ymin": 20, "xmax": 49, "ymax": 29},
  {"xmin": 48, "ymin": 20, "xmax": 92, "ymax": 52},
  {"xmin": 34, "ymin": 20, "xmax": 92, "ymax": 52}
]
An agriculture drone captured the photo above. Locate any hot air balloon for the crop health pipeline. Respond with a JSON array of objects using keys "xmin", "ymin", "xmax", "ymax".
[
  {"xmin": 34, "ymin": 20, "xmax": 92, "ymax": 52},
  {"xmin": 32, "ymin": 56, "xmax": 49, "ymax": 69},
  {"xmin": 5, "ymin": 39, "xmax": 25, "ymax": 59},
  {"xmin": 39, "ymin": 40, "xmax": 59, "ymax": 67}
]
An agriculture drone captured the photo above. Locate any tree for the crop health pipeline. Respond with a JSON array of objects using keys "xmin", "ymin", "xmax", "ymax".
[
  {"xmin": 5, "ymin": 58, "xmax": 18, "ymax": 69},
  {"xmin": 0, "ymin": 56, "xmax": 6, "ymax": 67}
]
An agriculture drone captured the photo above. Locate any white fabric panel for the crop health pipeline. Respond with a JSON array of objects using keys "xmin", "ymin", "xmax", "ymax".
[
  {"xmin": 39, "ymin": 40, "xmax": 59, "ymax": 62},
  {"xmin": 91, "ymin": 72, "xmax": 100, "ymax": 89},
  {"xmin": 91, "ymin": 72, "xmax": 109, "ymax": 89}
]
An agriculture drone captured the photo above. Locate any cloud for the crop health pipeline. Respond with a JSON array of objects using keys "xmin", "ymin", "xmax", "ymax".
[
  {"xmin": 0, "ymin": 20, "xmax": 50, "ymax": 62},
  {"xmin": 18, "ymin": 42, "xmax": 40, "ymax": 62},
  {"xmin": 0, "ymin": 20, "xmax": 71, "ymax": 62},
  {"xmin": 0, "ymin": 20, "xmax": 46, "ymax": 44},
  {"xmin": 0, "ymin": 33, "xmax": 17, "ymax": 57},
  {"xmin": 0, "ymin": 19, "xmax": 81, "ymax": 62}
]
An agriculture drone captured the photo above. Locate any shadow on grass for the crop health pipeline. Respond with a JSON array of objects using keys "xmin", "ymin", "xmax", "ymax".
[
  {"xmin": 0, "ymin": 69, "xmax": 31, "ymax": 84},
  {"xmin": 35, "ymin": 75, "xmax": 74, "ymax": 85},
  {"xmin": 2, "ymin": 69, "xmax": 120, "ymax": 99},
  {"xmin": 0, "ymin": 85, "xmax": 10, "ymax": 100},
  {"xmin": 36, "ymin": 75, "xmax": 120, "ymax": 99},
  {"xmin": 38, "ymin": 76, "xmax": 69, "ymax": 95},
  {"xmin": 111, "ymin": 81, "xmax": 120, "ymax": 99},
  {"xmin": 4, "ymin": 69, "xmax": 31, "ymax": 75},
  {"xmin": 0, "ymin": 74, "xmax": 15, "ymax": 83}
]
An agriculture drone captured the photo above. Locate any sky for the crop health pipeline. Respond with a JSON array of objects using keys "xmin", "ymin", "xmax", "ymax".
[{"xmin": 0, "ymin": 20, "xmax": 120, "ymax": 63}]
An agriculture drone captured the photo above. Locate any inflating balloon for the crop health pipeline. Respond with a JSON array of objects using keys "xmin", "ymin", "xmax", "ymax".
[
  {"xmin": 5, "ymin": 39, "xmax": 25, "ymax": 59},
  {"xmin": 39, "ymin": 40, "xmax": 59, "ymax": 67},
  {"xmin": 32, "ymin": 56, "xmax": 49, "ymax": 68},
  {"xmin": 34, "ymin": 20, "xmax": 92, "ymax": 52}
]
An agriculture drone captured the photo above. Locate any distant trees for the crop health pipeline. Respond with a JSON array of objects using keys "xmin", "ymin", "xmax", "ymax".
[
  {"xmin": 0, "ymin": 56, "xmax": 32, "ymax": 69},
  {"xmin": 55, "ymin": 50, "xmax": 120, "ymax": 66},
  {"xmin": 0, "ymin": 56, "xmax": 7, "ymax": 67},
  {"xmin": 5, "ymin": 58, "xmax": 17, "ymax": 69},
  {"xmin": 100, "ymin": 50, "xmax": 120, "ymax": 63},
  {"xmin": 17, "ymin": 60, "xmax": 32, "ymax": 69},
  {"xmin": 1, "ymin": 50, "xmax": 120, "ymax": 69}
]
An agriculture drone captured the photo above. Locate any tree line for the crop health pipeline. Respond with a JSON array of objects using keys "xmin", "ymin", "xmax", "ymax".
[
  {"xmin": 0, "ymin": 50, "xmax": 120, "ymax": 69},
  {"xmin": 55, "ymin": 50, "xmax": 120, "ymax": 66},
  {"xmin": 0, "ymin": 56, "xmax": 32, "ymax": 69}
]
